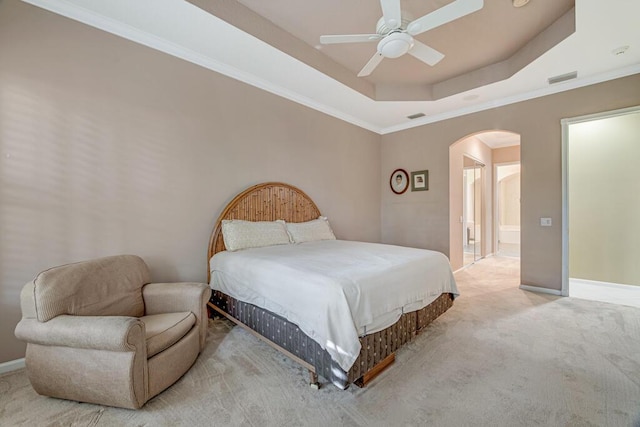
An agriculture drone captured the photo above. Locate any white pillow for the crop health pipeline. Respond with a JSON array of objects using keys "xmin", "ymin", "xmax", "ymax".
[
  {"xmin": 286, "ymin": 216, "xmax": 336, "ymax": 243},
  {"xmin": 222, "ymin": 219, "xmax": 291, "ymax": 251}
]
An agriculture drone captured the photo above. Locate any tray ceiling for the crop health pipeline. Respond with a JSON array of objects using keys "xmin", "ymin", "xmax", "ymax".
[
  {"xmin": 21, "ymin": 0, "xmax": 640, "ymax": 134},
  {"xmin": 190, "ymin": 0, "xmax": 576, "ymax": 101}
]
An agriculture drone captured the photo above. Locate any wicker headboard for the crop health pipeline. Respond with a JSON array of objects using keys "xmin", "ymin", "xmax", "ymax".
[{"xmin": 207, "ymin": 182, "xmax": 321, "ymax": 279}]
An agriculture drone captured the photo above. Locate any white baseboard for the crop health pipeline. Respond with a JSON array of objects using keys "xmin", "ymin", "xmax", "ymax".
[
  {"xmin": 453, "ymin": 254, "xmax": 492, "ymax": 274},
  {"xmin": 570, "ymin": 277, "xmax": 639, "ymax": 289},
  {"xmin": 0, "ymin": 358, "xmax": 25, "ymax": 375},
  {"xmin": 519, "ymin": 284, "xmax": 562, "ymax": 296},
  {"xmin": 569, "ymin": 278, "xmax": 640, "ymax": 308}
]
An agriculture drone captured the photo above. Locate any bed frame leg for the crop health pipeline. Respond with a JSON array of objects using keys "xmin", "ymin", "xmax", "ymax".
[
  {"xmin": 309, "ymin": 371, "xmax": 320, "ymax": 390},
  {"xmin": 354, "ymin": 353, "xmax": 396, "ymax": 388}
]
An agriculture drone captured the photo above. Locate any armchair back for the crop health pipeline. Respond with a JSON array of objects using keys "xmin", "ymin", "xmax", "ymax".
[{"xmin": 21, "ymin": 255, "xmax": 150, "ymax": 322}]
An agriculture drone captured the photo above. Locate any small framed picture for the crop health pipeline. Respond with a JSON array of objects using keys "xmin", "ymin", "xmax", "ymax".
[
  {"xmin": 390, "ymin": 169, "xmax": 409, "ymax": 194},
  {"xmin": 411, "ymin": 170, "xmax": 429, "ymax": 191}
]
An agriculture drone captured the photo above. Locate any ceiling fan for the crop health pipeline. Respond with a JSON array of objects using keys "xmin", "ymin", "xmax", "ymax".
[{"xmin": 319, "ymin": 0, "xmax": 484, "ymax": 77}]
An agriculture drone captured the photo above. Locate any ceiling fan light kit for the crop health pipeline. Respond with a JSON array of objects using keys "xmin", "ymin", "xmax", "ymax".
[
  {"xmin": 319, "ymin": 0, "xmax": 485, "ymax": 77},
  {"xmin": 378, "ymin": 32, "xmax": 414, "ymax": 58}
]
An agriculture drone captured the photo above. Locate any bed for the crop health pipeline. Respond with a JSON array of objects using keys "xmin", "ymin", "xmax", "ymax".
[{"xmin": 207, "ymin": 182, "xmax": 458, "ymax": 389}]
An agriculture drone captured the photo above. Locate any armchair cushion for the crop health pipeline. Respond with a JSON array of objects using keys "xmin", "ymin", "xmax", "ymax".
[
  {"xmin": 140, "ymin": 312, "xmax": 195, "ymax": 358},
  {"xmin": 142, "ymin": 282, "xmax": 210, "ymax": 350}
]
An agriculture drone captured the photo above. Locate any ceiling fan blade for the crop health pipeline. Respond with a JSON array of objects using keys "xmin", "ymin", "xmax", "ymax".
[
  {"xmin": 407, "ymin": 0, "xmax": 483, "ymax": 36},
  {"xmin": 320, "ymin": 34, "xmax": 383, "ymax": 45},
  {"xmin": 357, "ymin": 53, "xmax": 384, "ymax": 77},
  {"xmin": 408, "ymin": 41, "xmax": 445, "ymax": 66},
  {"xmin": 380, "ymin": 0, "xmax": 402, "ymax": 30}
]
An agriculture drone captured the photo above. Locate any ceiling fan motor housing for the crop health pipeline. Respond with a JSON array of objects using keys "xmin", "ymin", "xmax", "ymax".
[{"xmin": 377, "ymin": 32, "xmax": 414, "ymax": 58}]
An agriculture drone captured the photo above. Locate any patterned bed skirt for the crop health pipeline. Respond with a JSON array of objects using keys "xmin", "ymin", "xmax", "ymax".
[{"xmin": 209, "ymin": 291, "xmax": 454, "ymax": 389}]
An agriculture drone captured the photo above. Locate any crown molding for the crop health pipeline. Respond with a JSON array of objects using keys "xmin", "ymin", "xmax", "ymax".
[{"xmin": 380, "ymin": 64, "xmax": 640, "ymax": 135}]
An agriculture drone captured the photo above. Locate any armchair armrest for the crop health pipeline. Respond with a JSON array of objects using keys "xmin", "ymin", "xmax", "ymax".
[
  {"xmin": 15, "ymin": 315, "xmax": 145, "ymax": 353},
  {"xmin": 142, "ymin": 282, "xmax": 211, "ymax": 349},
  {"xmin": 142, "ymin": 282, "xmax": 210, "ymax": 315}
]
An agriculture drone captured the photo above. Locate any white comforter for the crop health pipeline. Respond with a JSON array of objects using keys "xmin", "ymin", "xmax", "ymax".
[{"xmin": 209, "ymin": 240, "xmax": 458, "ymax": 372}]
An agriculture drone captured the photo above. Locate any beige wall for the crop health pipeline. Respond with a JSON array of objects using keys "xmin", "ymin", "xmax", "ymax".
[
  {"xmin": 493, "ymin": 146, "xmax": 521, "ymax": 250},
  {"xmin": 380, "ymin": 133, "xmax": 449, "ymax": 253},
  {"xmin": 0, "ymin": 1, "xmax": 381, "ymax": 363},
  {"xmin": 568, "ymin": 110, "xmax": 640, "ymax": 286},
  {"xmin": 448, "ymin": 136, "xmax": 493, "ymax": 270},
  {"xmin": 382, "ymin": 73, "xmax": 640, "ymax": 290},
  {"xmin": 493, "ymin": 146, "xmax": 521, "ymax": 164},
  {"xmin": 2, "ymin": 0, "xmax": 640, "ymax": 365},
  {"xmin": 499, "ymin": 173, "xmax": 521, "ymax": 227}
]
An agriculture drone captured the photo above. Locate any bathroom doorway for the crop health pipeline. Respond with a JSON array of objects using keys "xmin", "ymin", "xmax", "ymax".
[{"xmin": 495, "ymin": 163, "xmax": 520, "ymax": 258}]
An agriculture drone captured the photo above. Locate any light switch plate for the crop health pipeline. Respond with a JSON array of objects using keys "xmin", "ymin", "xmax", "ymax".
[{"xmin": 540, "ymin": 217, "xmax": 552, "ymax": 226}]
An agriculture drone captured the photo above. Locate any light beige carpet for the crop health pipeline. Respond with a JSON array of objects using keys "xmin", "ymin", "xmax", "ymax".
[{"xmin": 2, "ymin": 257, "xmax": 639, "ymax": 426}]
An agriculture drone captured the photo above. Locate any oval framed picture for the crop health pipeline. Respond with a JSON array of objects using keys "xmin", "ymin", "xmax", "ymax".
[{"xmin": 390, "ymin": 169, "xmax": 409, "ymax": 194}]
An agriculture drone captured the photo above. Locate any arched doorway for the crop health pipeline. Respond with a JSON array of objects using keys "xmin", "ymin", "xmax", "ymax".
[{"xmin": 449, "ymin": 130, "xmax": 520, "ymax": 271}]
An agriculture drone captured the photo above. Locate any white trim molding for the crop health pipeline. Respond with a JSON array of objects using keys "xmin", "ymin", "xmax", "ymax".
[
  {"xmin": 519, "ymin": 284, "xmax": 562, "ymax": 296},
  {"xmin": 0, "ymin": 358, "xmax": 26, "ymax": 375}
]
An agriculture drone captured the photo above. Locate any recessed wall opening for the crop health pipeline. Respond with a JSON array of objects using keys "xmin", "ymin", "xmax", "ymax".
[{"xmin": 562, "ymin": 106, "xmax": 640, "ymax": 307}]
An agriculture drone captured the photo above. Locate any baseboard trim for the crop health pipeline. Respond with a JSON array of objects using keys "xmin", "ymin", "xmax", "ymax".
[
  {"xmin": 453, "ymin": 255, "xmax": 491, "ymax": 274},
  {"xmin": 519, "ymin": 284, "xmax": 562, "ymax": 296},
  {"xmin": 570, "ymin": 277, "xmax": 639, "ymax": 290},
  {"xmin": 452, "ymin": 266, "xmax": 467, "ymax": 274},
  {"xmin": 569, "ymin": 278, "xmax": 640, "ymax": 308},
  {"xmin": 0, "ymin": 358, "xmax": 25, "ymax": 375}
]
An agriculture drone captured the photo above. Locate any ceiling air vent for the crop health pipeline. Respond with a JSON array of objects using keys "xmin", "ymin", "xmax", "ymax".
[
  {"xmin": 548, "ymin": 71, "xmax": 578, "ymax": 85},
  {"xmin": 407, "ymin": 112, "xmax": 426, "ymax": 120}
]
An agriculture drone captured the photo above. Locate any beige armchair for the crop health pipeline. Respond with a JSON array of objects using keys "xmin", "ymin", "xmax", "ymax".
[{"xmin": 14, "ymin": 255, "xmax": 211, "ymax": 409}]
